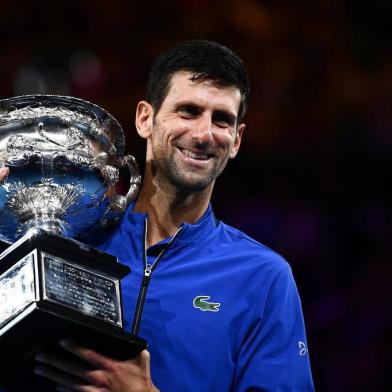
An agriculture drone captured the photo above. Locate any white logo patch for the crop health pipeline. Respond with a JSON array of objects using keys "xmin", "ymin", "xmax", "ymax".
[{"xmin": 299, "ymin": 341, "xmax": 308, "ymax": 356}]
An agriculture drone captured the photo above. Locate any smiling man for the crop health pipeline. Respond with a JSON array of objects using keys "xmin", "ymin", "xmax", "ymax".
[
  {"xmin": 133, "ymin": 69, "xmax": 244, "ymax": 247},
  {"xmin": 29, "ymin": 40, "xmax": 314, "ymax": 391},
  {"xmin": 139, "ymin": 71, "xmax": 243, "ymax": 193}
]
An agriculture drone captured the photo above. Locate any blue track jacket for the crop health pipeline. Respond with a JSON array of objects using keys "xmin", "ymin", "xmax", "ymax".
[{"xmin": 96, "ymin": 204, "xmax": 314, "ymax": 391}]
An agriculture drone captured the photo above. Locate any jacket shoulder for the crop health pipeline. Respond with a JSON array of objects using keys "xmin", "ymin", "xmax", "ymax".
[{"xmin": 217, "ymin": 220, "xmax": 290, "ymax": 272}]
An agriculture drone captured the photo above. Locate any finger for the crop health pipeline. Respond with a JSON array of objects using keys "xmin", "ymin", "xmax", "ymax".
[
  {"xmin": 137, "ymin": 350, "xmax": 152, "ymax": 373},
  {"xmin": 56, "ymin": 383, "xmax": 101, "ymax": 392},
  {"xmin": 0, "ymin": 166, "xmax": 9, "ymax": 180},
  {"xmin": 35, "ymin": 352, "xmax": 92, "ymax": 383},
  {"xmin": 59, "ymin": 339, "xmax": 113, "ymax": 369},
  {"xmin": 34, "ymin": 364, "xmax": 88, "ymax": 390}
]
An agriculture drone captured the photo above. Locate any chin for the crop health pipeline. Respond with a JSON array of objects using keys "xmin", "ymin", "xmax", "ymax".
[
  {"xmin": 161, "ymin": 160, "xmax": 219, "ymax": 193},
  {"xmin": 169, "ymin": 175, "xmax": 214, "ymax": 193}
]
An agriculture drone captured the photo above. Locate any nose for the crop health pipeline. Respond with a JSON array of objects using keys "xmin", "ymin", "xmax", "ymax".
[{"xmin": 190, "ymin": 115, "xmax": 213, "ymax": 145}]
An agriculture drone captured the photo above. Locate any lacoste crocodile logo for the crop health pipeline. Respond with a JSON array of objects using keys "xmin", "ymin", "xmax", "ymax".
[{"xmin": 193, "ymin": 295, "xmax": 221, "ymax": 312}]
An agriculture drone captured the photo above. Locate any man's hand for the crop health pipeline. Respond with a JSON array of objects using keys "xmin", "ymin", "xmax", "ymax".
[
  {"xmin": 0, "ymin": 166, "xmax": 9, "ymax": 181},
  {"xmin": 34, "ymin": 339, "xmax": 159, "ymax": 392}
]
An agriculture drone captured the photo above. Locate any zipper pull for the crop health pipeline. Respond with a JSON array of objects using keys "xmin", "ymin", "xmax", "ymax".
[
  {"xmin": 142, "ymin": 265, "xmax": 152, "ymax": 286},
  {"xmin": 144, "ymin": 264, "xmax": 152, "ymax": 278}
]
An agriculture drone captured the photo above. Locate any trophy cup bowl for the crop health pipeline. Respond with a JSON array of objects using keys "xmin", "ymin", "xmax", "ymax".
[{"xmin": 0, "ymin": 95, "xmax": 146, "ymax": 391}]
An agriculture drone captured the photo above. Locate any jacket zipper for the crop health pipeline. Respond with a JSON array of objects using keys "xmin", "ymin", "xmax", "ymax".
[{"xmin": 131, "ymin": 218, "xmax": 183, "ymax": 335}]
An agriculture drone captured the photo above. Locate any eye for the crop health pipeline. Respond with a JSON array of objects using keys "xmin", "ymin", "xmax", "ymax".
[
  {"xmin": 213, "ymin": 112, "xmax": 236, "ymax": 128},
  {"xmin": 178, "ymin": 105, "xmax": 200, "ymax": 118}
]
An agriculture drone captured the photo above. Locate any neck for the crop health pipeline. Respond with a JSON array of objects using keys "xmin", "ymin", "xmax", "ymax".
[{"xmin": 134, "ymin": 162, "xmax": 213, "ymax": 247}]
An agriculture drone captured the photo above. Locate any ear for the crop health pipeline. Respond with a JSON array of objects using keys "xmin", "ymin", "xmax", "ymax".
[
  {"xmin": 135, "ymin": 100, "xmax": 154, "ymax": 139},
  {"xmin": 229, "ymin": 123, "xmax": 245, "ymax": 159}
]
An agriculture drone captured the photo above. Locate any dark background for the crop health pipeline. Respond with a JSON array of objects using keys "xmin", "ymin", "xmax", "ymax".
[{"xmin": 0, "ymin": 1, "xmax": 390, "ymax": 390}]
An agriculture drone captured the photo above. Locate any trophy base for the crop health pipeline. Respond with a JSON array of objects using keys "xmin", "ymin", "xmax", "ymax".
[
  {"xmin": 0, "ymin": 231, "xmax": 147, "ymax": 391},
  {"xmin": 0, "ymin": 301, "xmax": 146, "ymax": 391}
]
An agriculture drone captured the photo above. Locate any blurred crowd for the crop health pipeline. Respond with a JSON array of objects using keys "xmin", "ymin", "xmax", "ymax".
[{"xmin": 0, "ymin": 0, "xmax": 390, "ymax": 390}]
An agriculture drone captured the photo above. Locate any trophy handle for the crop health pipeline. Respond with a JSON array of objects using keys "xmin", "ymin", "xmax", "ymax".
[{"xmin": 109, "ymin": 154, "xmax": 141, "ymax": 212}]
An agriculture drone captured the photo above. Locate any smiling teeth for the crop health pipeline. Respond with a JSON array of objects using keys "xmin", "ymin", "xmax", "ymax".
[{"xmin": 182, "ymin": 149, "xmax": 208, "ymax": 160}]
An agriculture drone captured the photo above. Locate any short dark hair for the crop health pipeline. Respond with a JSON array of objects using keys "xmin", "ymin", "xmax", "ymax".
[{"xmin": 147, "ymin": 40, "xmax": 250, "ymax": 123}]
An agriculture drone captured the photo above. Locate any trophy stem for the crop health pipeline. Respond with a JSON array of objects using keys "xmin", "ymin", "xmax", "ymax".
[
  {"xmin": 5, "ymin": 179, "xmax": 82, "ymax": 239},
  {"xmin": 21, "ymin": 217, "xmax": 72, "ymax": 237}
]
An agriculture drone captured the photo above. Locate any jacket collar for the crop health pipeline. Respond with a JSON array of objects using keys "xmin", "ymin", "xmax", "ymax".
[{"xmin": 123, "ymin": 202, "xmax": 218, "ymax": 247}]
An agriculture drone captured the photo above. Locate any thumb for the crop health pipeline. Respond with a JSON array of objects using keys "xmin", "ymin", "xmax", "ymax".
[{"xmin": 0, "ymin": 166, "xmax": 9, "ymax": 181}]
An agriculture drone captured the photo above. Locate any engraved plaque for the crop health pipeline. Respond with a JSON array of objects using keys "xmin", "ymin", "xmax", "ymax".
[
  {"xmin": 0, "ymin": 251, "xmax": 36, "ymax": 327},
  {"xmin": 42, "ymin": 253, "xmax": 122, "ymax": 326}
]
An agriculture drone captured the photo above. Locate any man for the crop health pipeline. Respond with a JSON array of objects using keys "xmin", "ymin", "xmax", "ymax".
[{"xmin": 2, "ymin": 40, "xmax": 314, "ymax": 391}]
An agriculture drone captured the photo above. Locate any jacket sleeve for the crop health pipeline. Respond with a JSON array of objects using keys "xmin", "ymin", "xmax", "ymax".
[{"xmin": 231, "ymin": 262, "xmax": 314, "ymax": 392}]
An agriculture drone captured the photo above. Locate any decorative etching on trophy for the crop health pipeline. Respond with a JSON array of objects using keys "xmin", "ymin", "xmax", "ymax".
[{"xmin": 0, "ymin": 95, "xmax": 142, "ymax": 242}]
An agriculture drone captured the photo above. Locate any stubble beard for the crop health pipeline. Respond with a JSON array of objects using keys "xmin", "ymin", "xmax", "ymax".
[
  {"xmin": 160, "ymin": 155, "xmax": 220, "ymax": 193},
  {"xmin": 151, "ymin": 118, "xmax": 228, "ymax": 193}
]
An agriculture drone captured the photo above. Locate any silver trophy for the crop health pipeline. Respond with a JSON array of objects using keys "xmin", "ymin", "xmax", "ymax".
[{"xmin": 0, "ymin": 95, "xmax": 146, "ymax": 391}]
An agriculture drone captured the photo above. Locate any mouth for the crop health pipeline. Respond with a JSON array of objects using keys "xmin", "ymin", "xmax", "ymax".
[{"xmin": 177, "ymin": 147, "xmax": 212, "ymax": 161}]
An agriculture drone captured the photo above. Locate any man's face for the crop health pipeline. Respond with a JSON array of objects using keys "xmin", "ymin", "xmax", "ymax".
[{"xmin": 142, "ymin": 71, "xmax": 244, "ymax": 192}]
